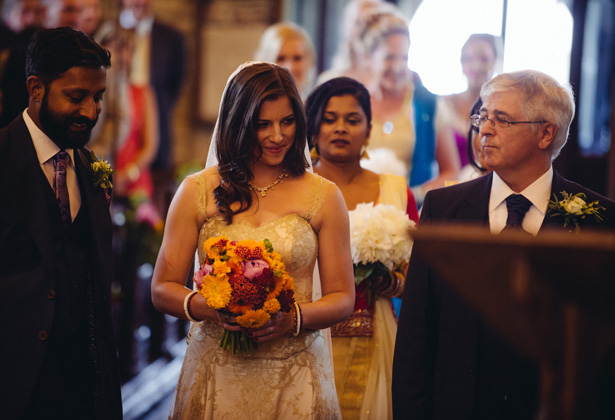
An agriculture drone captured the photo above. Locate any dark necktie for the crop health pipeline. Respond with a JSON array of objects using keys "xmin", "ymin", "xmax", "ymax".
[
  {"xmin": 504, "ymin": 194, "xmax": 532, "ymax": 232},
  {"xmin": 53, "ymin": 151, "xmax": 71, "ymax": 227}
]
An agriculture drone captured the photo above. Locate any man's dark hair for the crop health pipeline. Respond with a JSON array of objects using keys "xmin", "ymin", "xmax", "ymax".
[{"xmin": 25, "ymin": 26, "xmax": 111, "ymax": 85}]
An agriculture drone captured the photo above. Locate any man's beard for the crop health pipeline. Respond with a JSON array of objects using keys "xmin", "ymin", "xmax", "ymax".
[{"xmin": 39, "ymin": 92, "xmax": 98, "ymax": 150}]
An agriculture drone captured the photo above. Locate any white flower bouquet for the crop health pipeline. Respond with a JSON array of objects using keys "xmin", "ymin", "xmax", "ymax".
[{"xmin": 348, "ymin": 203, "xmax": 416, "ymax": 300}]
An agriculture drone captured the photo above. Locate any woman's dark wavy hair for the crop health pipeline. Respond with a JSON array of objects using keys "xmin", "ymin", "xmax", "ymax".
[
  {"xmin": 467, "ymin": 97, "xmax": 488, "ymax": 173},
  {"xmin": 214, "ymin": 62, "xmax": 309, "ymax": 224},
  {"xmin": 26, "ymin": 27, "xmax": 111, "ymax": 86},
  {"xmin": 305, "ymin": 76, "xmax": 371, "ymax": 152}
]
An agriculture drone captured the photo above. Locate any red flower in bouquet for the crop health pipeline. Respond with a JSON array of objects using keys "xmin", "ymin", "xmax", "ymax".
[{"xmin": 194, "ymin": 236, "xmax": 295, "ymax": 355}]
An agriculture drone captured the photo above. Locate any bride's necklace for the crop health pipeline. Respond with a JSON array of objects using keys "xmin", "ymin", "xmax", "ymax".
[{"xmin": 249, "ymin": 169, "xmax": 288, "ymax": 197}]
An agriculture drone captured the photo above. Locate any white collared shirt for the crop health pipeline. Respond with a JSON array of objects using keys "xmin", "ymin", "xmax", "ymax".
[
  {"xmin": 489, "ymin": 166, "xmax": 553, "ymax": 236},
  {"xmin": 23, "ymin": 109, "xmax": 81, "ymax": 221}
]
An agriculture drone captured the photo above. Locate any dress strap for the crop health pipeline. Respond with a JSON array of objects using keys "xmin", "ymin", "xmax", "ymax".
[
  {"xmin": 304, "ymin": 174, "xmax": 333, "ymax": 222},
  {"xmin": 186, "ymin": 169, "xmax": 208, "ymax": 220}
]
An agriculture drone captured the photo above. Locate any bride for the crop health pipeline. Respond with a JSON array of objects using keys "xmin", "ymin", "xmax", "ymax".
[{"xmin": 151, "ymin": 62, "xmax": 354, "ymax": 419}]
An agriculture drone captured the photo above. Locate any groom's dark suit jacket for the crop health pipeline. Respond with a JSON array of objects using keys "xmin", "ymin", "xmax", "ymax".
[
  {"xmin": 392, "ymin": 171, "xmax": 615, "ymax": 420},
  {"xmin": 0, "ymin": 115, "xmax": 122, "ymax": 419}
]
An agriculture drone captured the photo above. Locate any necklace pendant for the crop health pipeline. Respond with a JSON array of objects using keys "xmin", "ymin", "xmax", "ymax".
[{"xmin": 260, "ymin": 191, "xmax": 266, "ymax": 197}]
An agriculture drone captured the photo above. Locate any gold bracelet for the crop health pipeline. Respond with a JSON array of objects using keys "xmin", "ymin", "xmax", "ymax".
[
  {"xmin": 293, "ymin": 302, "xmax": 302, "ymax": 336},
  {"xmin": 183, "ymin": 291, "xmax": 202, "ymax": 322}
]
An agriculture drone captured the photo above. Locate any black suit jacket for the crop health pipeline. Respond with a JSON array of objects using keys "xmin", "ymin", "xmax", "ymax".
[
  {"xmin": 0, "ymin": 115, "xmax": 122, "ymax": 419},
  {"xmin": 392, "ymin": 171, "xmax": 615, "ymax": 420}
]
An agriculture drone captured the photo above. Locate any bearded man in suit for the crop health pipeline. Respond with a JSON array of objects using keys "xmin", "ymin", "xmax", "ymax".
[
  {"xmin": 0, "ymin": 27, "xmax": 122, "ymax": 419},
  {"xmin": 392, "ymin": 69, "xmax": 615, "ymax": 420}
]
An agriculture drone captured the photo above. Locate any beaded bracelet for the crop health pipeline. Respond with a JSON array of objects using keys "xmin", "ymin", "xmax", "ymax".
[
  {"xmin": 290, "ymin": 305, "xmax": 298, "ymax": 334},
  {"xmin": 183, "ymin": 291, "xmax": 202, "ymax": 322},
  {"xmin": 292, "ymin": 302, "xmax": 302, "ymax": 336}
]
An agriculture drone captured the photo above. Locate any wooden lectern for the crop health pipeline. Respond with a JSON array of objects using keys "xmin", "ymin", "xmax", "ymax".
[{"xmin": 410, "ymin": 225, "xmax": 615, "ymax": 420}]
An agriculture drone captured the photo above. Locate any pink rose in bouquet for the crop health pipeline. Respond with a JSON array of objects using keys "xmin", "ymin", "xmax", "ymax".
[
  {"xmin": 193, "ymin": 263, "xmax": 213, "ymax": 289},
  {"xmin": 242, "ymin": 260, "xmax": 269, "ymax": 280}
]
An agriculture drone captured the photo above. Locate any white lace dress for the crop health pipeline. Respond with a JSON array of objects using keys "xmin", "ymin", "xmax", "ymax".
[{"xmin": 169, "ymin": 171, "xmax": 342, "ymax": 420}]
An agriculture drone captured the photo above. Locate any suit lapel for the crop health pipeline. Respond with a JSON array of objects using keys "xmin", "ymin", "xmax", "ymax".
[
  {"xmin": 74, "ymin": 148, "xmax": 112, "ymax": 283},
  {"xmin": 9, "ymin": 116, "xmax": 56, "ymax": 280},
  {"xmin": 459, "ymin": 172, "xmax": 492, "ymax": 225},
  {"xmin": 540, "ymin": 170, "xmax": 571, "ymax": 232}
]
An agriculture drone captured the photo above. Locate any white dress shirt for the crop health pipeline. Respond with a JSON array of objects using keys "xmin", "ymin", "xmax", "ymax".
[
  {"xmin": 23, "ymin": 109, "xmax": 81, "ymax": 221},
  {"xmin": 488, "ymin": 167, "xmax": 553, "ymax": 236}
]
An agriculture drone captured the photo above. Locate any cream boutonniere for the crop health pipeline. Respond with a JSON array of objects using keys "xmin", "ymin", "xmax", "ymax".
[
  {"xmin": 90, "ymin": 151, "xmax": 115, "ymax": 199},
  {"xmin": 547, "ymin": 190, "xmax": 605, "ymax": 233}
]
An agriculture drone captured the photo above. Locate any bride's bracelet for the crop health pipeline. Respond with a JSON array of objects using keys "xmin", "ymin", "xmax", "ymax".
[
  {"xmin": 184, "ymin": 291, "xmax": 202, "ymax": 322},
  {"xmin": 292, "ymin": 302, "xmax": 302, "ymax": 336}
]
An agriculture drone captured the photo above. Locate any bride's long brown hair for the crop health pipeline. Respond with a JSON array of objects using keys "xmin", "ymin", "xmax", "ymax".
[{"xmin": 213, "ymin": 63, "xmax": 309, "ymax": 224}]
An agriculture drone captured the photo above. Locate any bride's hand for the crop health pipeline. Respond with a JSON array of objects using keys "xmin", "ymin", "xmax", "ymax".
[
  {"xmin": 246, "ymin": 311, "xmax": 293, "ymax": 343},
  {"xmin": 215, "ymin": 312, "xmax": 243, "ymax": 332}
]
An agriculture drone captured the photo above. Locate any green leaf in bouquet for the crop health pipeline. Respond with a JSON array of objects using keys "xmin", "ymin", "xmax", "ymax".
[
  {"xmin": 263, "ymin": 238, "xmax": 274, "ymax": 253},
  {"xmin": 354, "ymin": 263, "xmax": 375, "ymax": 285}
]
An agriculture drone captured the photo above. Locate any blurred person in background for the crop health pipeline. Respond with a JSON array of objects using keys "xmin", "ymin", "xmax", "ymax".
[
  {"xmin": 105, "ymin": 0, "xmax": 186, "ymax": 220},
  {"xmin": 2, "ymin": 0, "xmax": 45, "ymax": 33},
  {"xmin": 0, "ymin": 0, "xmax": 45, "ymax": 127},
  {"xmin": 254, "ymin": 21, "xmax": 316, "ymax": 100},
  {"xmin": 359, "ymin": 8, "xmax": 460, "ymax": 204},
  {"xmin": 43, "ymin": 0, "xmax": 86, "ymax": 29},
  {"xmin": 440, "ymin": 33, "xmax": 500, "ymax": 169},
  {"xmin": 317, "ymin": 0, "xmax": 393, "ymax": 86},
  {"xmin": 457, "ymin": 97, "xmax": 492, "ymax": 182},
  {"xmin": 78, "ymin": 0, "xmax": 102, "ymax": 37}
]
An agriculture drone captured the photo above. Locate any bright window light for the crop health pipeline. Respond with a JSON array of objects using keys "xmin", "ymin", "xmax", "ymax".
[{"xmin": 408, "ymin": 0, "xmax": 573, "ymax": 95}]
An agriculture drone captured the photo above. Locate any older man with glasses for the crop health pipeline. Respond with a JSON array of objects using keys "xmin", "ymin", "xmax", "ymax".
[{"xmin": 392, "ymin": 69, "xmax": 615, "ymax": 420}]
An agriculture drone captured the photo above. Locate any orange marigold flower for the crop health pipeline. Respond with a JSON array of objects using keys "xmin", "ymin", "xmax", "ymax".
[
  {"xmin": 282, "ymin": 274, "xmax": 294, "ymax": 291},
  {"xmin": 266, "ymin": 276, "xmax": 284, "ymax": 301},
  {"xmin": 204, "ymin": 236, "xmax": 229, "ymax": 260},
  {"xmin": 237, "ymin": 309, "xmax": 270, "ymax": 328},
  {"xmin": 213, "ymin": 260, "xmax": 231, "ymax": 275},
  {"xmin": 199, "ymin": 275, "xmax": 232, "ymax": 310},
  {"xmin": 263, "ymin": 298, "xmax": 281, "ymax": 313}
]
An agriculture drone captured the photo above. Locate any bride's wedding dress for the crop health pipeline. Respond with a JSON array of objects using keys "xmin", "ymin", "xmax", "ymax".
[{"xmin": 169, "ymin": 171, "xmax": 341, "ymax": 420}]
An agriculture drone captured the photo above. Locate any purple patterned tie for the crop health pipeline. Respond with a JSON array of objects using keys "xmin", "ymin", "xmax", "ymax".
[{"xmin": 53, "ymin": 151, "xmax": 71, "ymax": 227}]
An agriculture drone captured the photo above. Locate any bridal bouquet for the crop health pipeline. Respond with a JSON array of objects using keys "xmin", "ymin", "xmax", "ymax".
[
  {"xmin": 194, "ymin": 236, "xmax": 295, "ymax": 355},
  {"xmin": 349, "ymin": 203, "xmax": 416, "ymax": 302}
]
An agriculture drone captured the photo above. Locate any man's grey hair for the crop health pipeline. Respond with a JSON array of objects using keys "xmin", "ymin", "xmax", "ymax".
[{"xmin": 480, "ymin": 70, "xmax": 575, "ymax": 160}]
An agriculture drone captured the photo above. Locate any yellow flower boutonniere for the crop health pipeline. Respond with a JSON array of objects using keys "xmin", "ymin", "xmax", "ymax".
[
  {"xmin": 547, "ymin": 190, "xmax": 605, "ymax": 233},
  {"xmin": 90, "ymin": 151, "xmax": 115, "ymax": 200}
]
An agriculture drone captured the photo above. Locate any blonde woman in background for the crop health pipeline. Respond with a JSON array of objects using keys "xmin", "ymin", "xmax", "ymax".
[
  {"xmin": 254, "ymin": 22, "xmax": 316, "ymax": 100},
  {"xmin": 359, "ymin": 9, "xmax": 460, "ymax": 204},
  {"xmin": 317, "ymin": 0, "xmax": 394, "ymax": 86}
]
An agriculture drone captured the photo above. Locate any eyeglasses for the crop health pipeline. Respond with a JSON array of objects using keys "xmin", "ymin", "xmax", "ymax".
[{"xmin": 470, "ymin": 114, "xmax": 548, "ymax": 129}]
